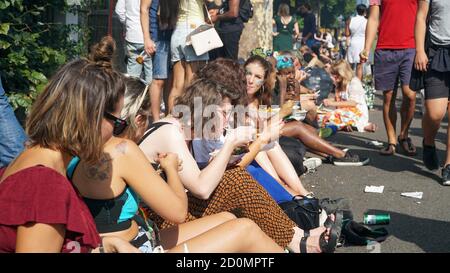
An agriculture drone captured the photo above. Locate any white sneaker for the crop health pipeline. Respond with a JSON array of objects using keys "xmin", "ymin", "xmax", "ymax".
[{"xmin": 303, "ymin": 157, "xmax": 322, "ymax": 172}]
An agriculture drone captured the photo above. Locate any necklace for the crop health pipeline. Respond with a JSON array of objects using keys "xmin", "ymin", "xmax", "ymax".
[{"xmin": 280, "ymin": 16, "xmax": 291, "ymax": 29}]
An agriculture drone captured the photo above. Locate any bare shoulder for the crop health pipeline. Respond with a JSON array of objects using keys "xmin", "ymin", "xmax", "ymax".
[{"xmin": 104, "ymin": 137, "xmax": 142, "ymax": 160}]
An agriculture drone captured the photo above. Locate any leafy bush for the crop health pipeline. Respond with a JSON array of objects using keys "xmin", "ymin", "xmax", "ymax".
[{"xmin": 0, "ymin": 0, "xmax": 92, "ymax": 117}]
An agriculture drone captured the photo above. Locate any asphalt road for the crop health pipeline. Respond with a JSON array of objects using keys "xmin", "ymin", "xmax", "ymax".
[{"xmin": 301, "ymin": 92, "xmax": 450, "ymax": 253}]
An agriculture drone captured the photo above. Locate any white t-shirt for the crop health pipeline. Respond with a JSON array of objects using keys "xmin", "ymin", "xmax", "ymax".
[{"xmin": 115, "ymin": 0, "xmax": 143, "ymax": 44}]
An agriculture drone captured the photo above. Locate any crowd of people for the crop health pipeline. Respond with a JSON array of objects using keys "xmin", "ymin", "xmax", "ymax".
[{"xmin": 0, "ymin": 0, "xmax": 449, "ymax": 253}]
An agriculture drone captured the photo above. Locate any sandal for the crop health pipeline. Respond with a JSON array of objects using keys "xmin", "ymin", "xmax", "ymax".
[
  {"xmin": 379, "ymin": 143, "xmax": 396, "ymax": 156},
  {"xmin": 398, "ymin": 136, "xmax": 417, "ymax": 156},
  {"xmin": 299, "ymin": 211, "xmax": 343, "ymax": 253}
]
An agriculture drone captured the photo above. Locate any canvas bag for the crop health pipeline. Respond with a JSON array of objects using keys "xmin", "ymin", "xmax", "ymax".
[{"xmin": 185, "ymin": 3, "xmax": 223, "ymax": 56}]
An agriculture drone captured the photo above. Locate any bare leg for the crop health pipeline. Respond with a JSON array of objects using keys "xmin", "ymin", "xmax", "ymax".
[
  {"xmin": 282, "ymin": 121, "xmax": 346, "ymax": 158},
  {"xmin": 185, "ymin": 61, "xmax": 205, "ymax": 87},
  {"xmin": 446, "ymin": 103, "xmax": 450, "ymax": 166},
  {"xmin": 160, "ymin": 212, "xmax": 236, "ymax": 249},
  {"xmin": 255, "ymin": 151, "xmax": 281, "ymax": 182},
  {"xmin": 266, "ymin": 143, "xmax": 309, "ymax": 195},
  {"xmin": 150, "ymin": 79, "xmax": 165, "ymax": 121},
  {"xmin": 166, "ymin": 218, "xmax": 284, "ymax": 253},
  {"xmin": 356, "ymin": 63, "xmax": 363, "ymax": 81},
  {"xmin": 399, "ymin": 85, "xmax": 416, "ymax": 140},
  {"xmin": 383, "ymin": 90, "xmax": 398, "ymax": 145},
  {"xmin": 168, "ymin": 61, "xmax": 186, "ymax": 114}
]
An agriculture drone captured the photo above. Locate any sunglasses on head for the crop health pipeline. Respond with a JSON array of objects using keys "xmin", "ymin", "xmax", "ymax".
[{"xmin": 104, "ymin": 112, "xmax": 129, "ymax": 136}]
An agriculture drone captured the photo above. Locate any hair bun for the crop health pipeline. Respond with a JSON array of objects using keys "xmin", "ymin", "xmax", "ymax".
[{"xmin": 89, "ymin": 36, "xmax": 116, "ymax": 65}]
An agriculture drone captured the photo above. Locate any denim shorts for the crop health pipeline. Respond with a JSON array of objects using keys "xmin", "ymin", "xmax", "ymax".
[
  {"xmin": 0, "ymin": 78, "xmax": 27, "ymax": 167},
  {"xmin": 153, "ymin": 40, "xmax": 170, "ymax": 80},
  {"xmin": 171, "ymin": 22, "xmax": 209, "ymax": 63},
  {"xmin": 374, "ymin": 48, "xmax": 416, "ymax": 91},
  {"xmin": 126, "ymin": 41, "xmax": 153, "ymax": 84}
]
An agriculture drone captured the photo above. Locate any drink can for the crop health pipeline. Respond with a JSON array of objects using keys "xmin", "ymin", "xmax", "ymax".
[{"xmin": 364, "ymin": 213, "xmax": 390, "ymax": 225}]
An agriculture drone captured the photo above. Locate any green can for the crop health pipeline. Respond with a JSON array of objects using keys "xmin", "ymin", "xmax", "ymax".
[{"xmin": 364, "ymin": 214, "xmax": 390, "ymax": 225}]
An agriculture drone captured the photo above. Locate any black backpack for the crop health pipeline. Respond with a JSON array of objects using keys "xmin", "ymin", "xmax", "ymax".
[{"xmin": 239, "ymin": 0, "xmax": 253, "ymax": 23}]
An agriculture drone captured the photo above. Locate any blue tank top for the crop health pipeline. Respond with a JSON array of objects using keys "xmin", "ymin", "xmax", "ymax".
[{"xmin": 67, "ymin": 157, "xmax": 140, "ymax": 233}]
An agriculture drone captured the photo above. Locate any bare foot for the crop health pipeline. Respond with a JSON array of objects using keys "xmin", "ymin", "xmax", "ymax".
[{"xmin": 364, "ymin": 123, "xmax": 377, "ymax": 133}]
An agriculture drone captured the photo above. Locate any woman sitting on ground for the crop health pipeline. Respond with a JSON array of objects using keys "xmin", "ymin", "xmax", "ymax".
[
  {"xmin": 0, "ymin": 38, "xmax": 138, "ymax": 253},
  {"xmin": 246, "ymin": 55, "xmax": 369, "ymax": 166},
  {"xmin": 67, "ymin": 38, "xmax": 284, "ymax": 253},
  {"xmin": 192, "ymin": 58, "xmax": 313, "ymax": 202},
  {"xmin": 139, "ymin": 77, "xmax": 342, "ymax": 253},
  {"xmin": 319, "ymin": 60, "xmax": 377, "ymax": 133}
]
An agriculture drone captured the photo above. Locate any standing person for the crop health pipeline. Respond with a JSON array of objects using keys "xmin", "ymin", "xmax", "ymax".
[
  {"xmin": 415, "ymin": 0, "xmax": 450, "ymax": 184},
  {"xmin": 346, "ymin": 4, "xmax": 368, "ymax": 80},
  {"xmin": 360, "ymin": 0, "xmax": 418, "ymax": 156},
  {"xmin": 141, "ymin": 0, "xmax": 174, "ymax": 121},
  {"xmin": 209, "ymin": 0, "xmax": 245, "ymax": 60},
  {"xmin": 168, "ymin": 0, "xmax": 209, "ymax": 113},
  {"xmin": 298, "ymin": 3, "xmax": 316, "ymax": 49},
  {"xmin": 0, "ymin": 37, "xmax": 138, "ymax": 253},
  {"xmin": 0, "ymin": 77, "xmax": 27, "ymax": 168},
  {"xmin": 273, "ymin": 3, "xmax": 299, "ymax": 52},
  {"xmin": 116, "ymin": 0, "xmax": 153, "ymax": 84}
]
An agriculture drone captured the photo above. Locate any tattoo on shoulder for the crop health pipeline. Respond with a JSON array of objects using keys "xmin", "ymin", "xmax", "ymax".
[
  {"xmin": 83, "ymin": 154, "xmax": 112, "ymax": 182},
  {"xmin": 116, "ymin": 141, "xmax": 128, "ymax": 155}
]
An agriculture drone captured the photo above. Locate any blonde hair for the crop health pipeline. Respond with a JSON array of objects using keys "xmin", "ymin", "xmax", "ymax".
[
  {"xmin": 330, "ymin": 60, "xmax": 354, "ymax": 91},
  {"xmin": 121, "ymin": 77, "xmax": 151, "ymax": 140},
  {"xmin": 26, "ymin": 36, "xmax": 125, "ymax": 164},
  {"xmin": 278, "ymin": 3, "xmax": 290, "ymax": 17}
]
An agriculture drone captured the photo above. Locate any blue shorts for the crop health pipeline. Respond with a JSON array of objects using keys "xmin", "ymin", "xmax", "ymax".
[
  {"xmin": 153, "ymin": 40, "xmax": 170, "ymax": 80},
  {"xmin": 171, "ymin": 23, "xmax": 209, "ymax": 63},
  {"xmin": 374, "ymin": 48, "xmax": 416, "ymax": 91}
]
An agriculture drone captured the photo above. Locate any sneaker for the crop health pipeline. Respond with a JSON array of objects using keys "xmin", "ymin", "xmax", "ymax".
[
  {"xmin": 332, "ymin": 150, "xmax": 370, "ymax": 166},
  {"xmin": 423, "ymin": 140, "xmax": 439, "ymax": 171},
  {"xmin": 441, "ymin": 165, "xmax": 450, "ymax": 186},
  {"xmin": 303, "ymin": 157, "xmax": 323, "ymax": 172}
]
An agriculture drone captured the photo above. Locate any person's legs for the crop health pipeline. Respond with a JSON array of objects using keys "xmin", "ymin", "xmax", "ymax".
[
  {"xmin": 0, "ymin": 78, "xmax": 27, "ymax": 167},
  {"xmin": 126, "ymin": 41, "xmax": 145, "ymax": 79},
  {"xmin": 160, "ymin": 212, "xmax": 236, "ymax": 249},
  {"xmin": 397, "ymin": 48, "xmax": 417, "ymax": 155},
  {"xmin": 218, "ymin": 30, "xmax": 243, "ymax": 60},
  {"xmin": 151, "ymin": 40, "xmax": 170, "ymax": 121},
  {"xmin": 166, "ymin": 218, "xmax": 284, "ymax": 253},
  {"xmin": 168, "ymin": 61, "xmax": 186, "ymax": 113},
  {"xmin": 185, "ymin": 61, "xmax": 206, "ymax": 87},
  {"xmin": 381, "ymin": 90, "xmax": 398, "ymax": 151},
  {"xmin": 150, "ymin": 79, "xmax": 165, "ymax": 121},
  {"xmin": 356, "ymin": 63, "xmax": 363, "ymax": 81},
  {"xmin": 266, "ymin": 143, "xmax": 309, "ymax": 196},
  {"xmin": 374, "ymin": 49, "xmax": 402, "ymax": 154},
  {"xmin": 282, "ymin": 121, "xmax": 346, "ymax": 158}
]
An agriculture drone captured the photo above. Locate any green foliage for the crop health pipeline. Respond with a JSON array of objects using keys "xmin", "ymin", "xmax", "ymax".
[
  {"xmin": 301, "ymin": 0, "xmax": 356, "ymax": 28},
  {"xmin": 0, "ymin": 0, "xmax": 95, "ymax": 114}
]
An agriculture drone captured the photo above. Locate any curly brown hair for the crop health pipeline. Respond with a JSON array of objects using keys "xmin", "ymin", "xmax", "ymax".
[{"xmin": 195, "ymin": 58, "xmax": 248, "ymax": 105}]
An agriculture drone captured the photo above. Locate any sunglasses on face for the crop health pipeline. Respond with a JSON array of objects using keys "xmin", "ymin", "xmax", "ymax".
[{"xmin": 104, "ymin": 112, "xmax": 129, "ymax": 136}]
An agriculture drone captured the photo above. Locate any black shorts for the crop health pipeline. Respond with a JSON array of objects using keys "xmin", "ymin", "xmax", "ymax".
[{"xmin": 424, "ymin": 69, "xmax": 450, "ymax": 100}]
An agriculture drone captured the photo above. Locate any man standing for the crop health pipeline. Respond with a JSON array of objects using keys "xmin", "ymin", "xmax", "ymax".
[
  {"xmin": 360, "ymin": 0, "xmax": 417, "ymax": 156},
  {"xmin": 298, "ymin": 3, "xmax": 316, "ymax": 49},
  {"xmin": 141, "ymin": 0, "xmax": 173, "ymax": 120},
  {"xmin": 209, "ymin": 0, "xmax": 244, "ymax": 60},
  {"xmin": 116, "ymin": 0, "xmax": 153, "ymax": 84}
]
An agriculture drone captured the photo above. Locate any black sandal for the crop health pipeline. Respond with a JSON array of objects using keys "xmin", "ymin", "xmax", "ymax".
[
  {"xmin": 379, "ymin": 143, "xmax": 396, "ymax": 156},
  {"xmin": 299, "ymin": 211, "xmax": 343, "ymax": 253},
  {"xmin": 398, "ymin": 137, "xmax": 417, "ymax": 156}
]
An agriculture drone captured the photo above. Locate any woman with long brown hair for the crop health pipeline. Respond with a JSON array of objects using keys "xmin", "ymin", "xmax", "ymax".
[{"xmin": 0, "ymin": 36, "xmax": 137, "ymax": 253}]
